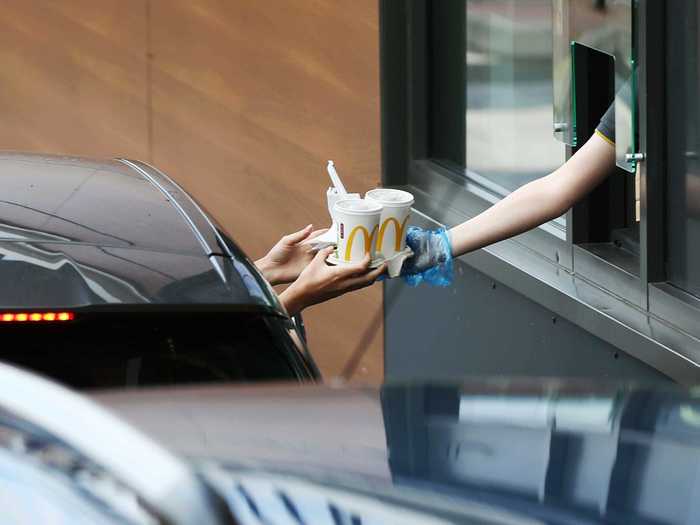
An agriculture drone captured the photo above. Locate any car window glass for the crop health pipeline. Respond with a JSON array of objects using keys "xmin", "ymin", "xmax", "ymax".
[{"xmin": 0, "ymin": 314, "xmax": 299, "ymax": 389}]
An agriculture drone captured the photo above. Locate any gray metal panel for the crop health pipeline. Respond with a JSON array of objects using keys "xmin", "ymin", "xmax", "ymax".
[
  {"xmin": 386, "ymin": 192, "xmax": 700, "ymax": 383},
  {"xmin": 649, "ymin": 283, "xmax": 700, "ymax": 342},
  {"xmin": 573, "ymin": 244, "xmax": 643, "ymax": 307},
  {"xmin": 385, "ymin": 256, "xmax": 668, "ymax": 383}
]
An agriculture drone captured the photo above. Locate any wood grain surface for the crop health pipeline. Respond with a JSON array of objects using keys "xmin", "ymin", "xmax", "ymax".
[
  {"xmin": 0, "ymin": 0, "xmax": 149, "ymax": 158},
  {"xmin": 0, "ymin": 0, "xmax": 383, "ymax": 382}
]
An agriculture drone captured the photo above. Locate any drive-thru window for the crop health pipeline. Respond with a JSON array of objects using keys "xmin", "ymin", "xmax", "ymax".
[{"xmin": 381, "ymin": 0, "xmax": 700, "ymax": 383}]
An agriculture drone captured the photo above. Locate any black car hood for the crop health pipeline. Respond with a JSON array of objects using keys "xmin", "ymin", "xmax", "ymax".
[{"xmin": 94, "ymin": 380, "xmax": 700, "ymax": 524}]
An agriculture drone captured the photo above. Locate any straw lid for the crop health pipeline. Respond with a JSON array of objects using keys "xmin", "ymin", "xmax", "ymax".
[
  {"xmin": 365, "ymin": 188, "xmax": 414, "ymax": 207},
  {"xmin": 334, "ymin": 198, "xmax": 383, "ymax": 216}
]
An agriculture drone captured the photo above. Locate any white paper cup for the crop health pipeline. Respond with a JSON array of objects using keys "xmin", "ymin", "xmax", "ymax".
[
  {"xmin": 333, "ymin": 198, "xmax": 383, "ymax": 263},
  {"xmin": 326, "ymin": 188, "xmax": 360, "ymax": 221},
  {"xmin": 365, "ymin": 188, "xmax": 414, "ymax": 259}
]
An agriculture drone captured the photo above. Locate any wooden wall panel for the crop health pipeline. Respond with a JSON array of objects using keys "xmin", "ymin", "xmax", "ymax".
[
  {"xmin": 0, "ymin": 0, "xmax": 382, "ymax": 382},
  {"xmin": 149, "ymin": 0, "xmax": 383, "ymax": 382},
  {"xmin": 0, "ymin": 0, "xmax": 148, "ymax": 158}
]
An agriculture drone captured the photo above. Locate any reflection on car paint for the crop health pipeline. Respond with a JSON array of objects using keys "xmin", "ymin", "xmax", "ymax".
[{"xmin": 0, "ymin": 153, "xmax": 284, "ymax": 313}]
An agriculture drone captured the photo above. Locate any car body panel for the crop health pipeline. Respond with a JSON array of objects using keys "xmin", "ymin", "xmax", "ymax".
[
  {"xmin": 95, "ymin": 380, "xmax": 700, "ymax": 524},
  {"xmin": 0, "ymin": 153, "xmax": 283, "ymax": 313},
  {"xmin": 0, "ymin": 241, "xmax": 274, "ymax": 308},
  {"xmin": 117, "ymin": 158, "xmax": 233, "ymax": 258},
  {"xmin": 0, "ymin": 153, "xmax": 202, "ymax": 255},
  {"xmin": 94, "ymin": 383, "xmax": 389, "ymax": 479}
]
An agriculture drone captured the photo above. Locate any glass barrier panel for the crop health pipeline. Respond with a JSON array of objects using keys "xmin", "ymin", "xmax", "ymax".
[
  {"xmin": 566, "ymin": 0, "xmax": 636, "ymax": 172},
  {"xmin": 462, "ymin": 0, "xmax": 565, "ymax": 195}
]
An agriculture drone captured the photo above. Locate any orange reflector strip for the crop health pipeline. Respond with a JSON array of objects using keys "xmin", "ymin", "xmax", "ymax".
[{"xmin": 0, "ymin": 312, "xmax": 75, "ymax": 322}]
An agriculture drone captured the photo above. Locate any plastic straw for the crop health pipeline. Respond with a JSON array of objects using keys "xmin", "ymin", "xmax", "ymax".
[{"xmin": 326, "ymin": 160, "xmax": 347, "ymax": 195}]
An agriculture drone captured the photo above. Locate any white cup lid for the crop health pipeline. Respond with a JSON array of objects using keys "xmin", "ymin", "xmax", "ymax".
[
  {"xmin": 365, "ymin": 188, "xmax": 414, "ymax": 207},
  {"xmin": 334, "ymin": 198, "xmax": 383, "ymax": 216}
]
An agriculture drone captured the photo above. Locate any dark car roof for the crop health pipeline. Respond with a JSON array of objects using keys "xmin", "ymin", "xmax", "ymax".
[
  {"xmin": 0, "ymin": 154, "xmax": 201, "ymax": 253},
  {"xmin": 95, "ymin": 380, "xmax": 700, "ymax": 525},
  {"xmin": 0, "ymin": 153, "xmax": 281, "ymax": 311}
]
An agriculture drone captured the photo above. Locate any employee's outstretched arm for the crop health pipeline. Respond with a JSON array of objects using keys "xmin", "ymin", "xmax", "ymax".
[
  {"xmin": 450, "ymin": 132, "xmax": 615, "ymax": 255},
  {"xmin": 406, "ymin": 133, "xmax": 616, "ymax": 277}
]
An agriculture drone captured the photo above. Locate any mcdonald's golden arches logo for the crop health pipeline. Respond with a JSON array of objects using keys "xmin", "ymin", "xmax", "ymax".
[
  {"xmin": 343, "ymin": 224, "xmax": 378, "ymax": 262},
  {"xmin": 376, "ymin": 216, "xmax": 410, "ymax": 252}
]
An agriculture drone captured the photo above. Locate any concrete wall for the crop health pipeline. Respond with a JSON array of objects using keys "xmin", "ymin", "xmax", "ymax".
[{"xmin": 0, "ymin": 0, "xmax": 383, "ymax": 381}]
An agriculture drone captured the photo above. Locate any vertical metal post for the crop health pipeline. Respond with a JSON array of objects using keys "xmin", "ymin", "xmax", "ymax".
[
  {"xmin": 637, "ymin": 0, "xmax": 667, "ymax": 308},
  {"xmin": 379, "ymin": 0, "xmax": 409, "ymax": 187}
]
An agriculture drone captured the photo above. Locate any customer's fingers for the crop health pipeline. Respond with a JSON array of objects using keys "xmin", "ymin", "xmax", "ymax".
[
  {"xmin": 354, "ymin": 263, "xmax": 387, "ymax": 286},
  {"xmin": 335, "ymin": 254, "xmax": 371, "ymax": 276},
  {"xmin": 342, "ymin": 264, "xmax": 387, "ymax": 291},
  {"xmin": 313, "ymin": 246, "xmax": 335, "ymax": 265},
  {"xmin": 308, "ymin": 228, "xmax": 329, "ymax": 240},
  {"xmin": 337, "ymin": 261, "xmax": 386, "ymax": 290},
  {"xmin": 367, "ymin": 263, "xmax": 387, "ymax": 282},
  {"xmin": 283, "ymin": 224, "xmax": 313, "ymax": 244}
]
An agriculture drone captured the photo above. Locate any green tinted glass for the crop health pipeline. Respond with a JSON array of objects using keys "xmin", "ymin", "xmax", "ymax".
[{"xmin": 553, "ymin": 0, "xmax": 637, "ymax": 172}]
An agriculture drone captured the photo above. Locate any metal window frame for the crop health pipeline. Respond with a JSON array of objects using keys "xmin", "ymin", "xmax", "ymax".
[
  {"xmin": 646, "ymin": 0, "xmax": 700, "ymax": 342},
  {"xmin": 402, "ymin": 0, "xmax": 573, "ymax": 268},
  {"xmin": 380, "ymin": 0, "xmax": 700, "ymax": 383}
]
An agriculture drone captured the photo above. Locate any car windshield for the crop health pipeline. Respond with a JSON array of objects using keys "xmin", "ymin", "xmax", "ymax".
[{"xmin": 0, "ymin": 312, "xmax": 305, "ymax": 389}]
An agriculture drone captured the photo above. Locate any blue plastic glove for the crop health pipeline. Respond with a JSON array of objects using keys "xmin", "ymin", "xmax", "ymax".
[{"xmin": 401, "ymin": 226, "xmax": 453, "ymax": 287}]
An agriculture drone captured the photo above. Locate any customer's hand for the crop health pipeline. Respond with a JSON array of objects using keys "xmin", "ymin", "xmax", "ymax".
[
  {"xmin": 255, "ymin": 225, "xmax": 328, "ymax": 285},
  {"xmin": 279, "ymin": 246, "xmax": 386, "ymax": 316}
]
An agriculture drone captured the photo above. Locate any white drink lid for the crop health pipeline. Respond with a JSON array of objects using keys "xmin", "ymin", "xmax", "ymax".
[
  {"xmin": 334, "ymin": 198, "xmax": 383, "ymax": 216},
  {"xmin": 365, "ymin": 188, "xmax": 414, "ymax": 207}
]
